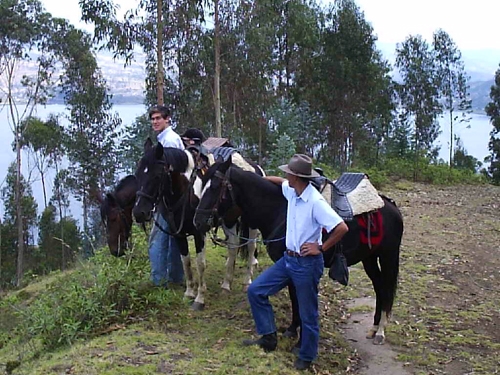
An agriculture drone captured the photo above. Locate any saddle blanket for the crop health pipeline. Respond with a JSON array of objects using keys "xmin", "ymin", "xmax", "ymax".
[
  {"xmin": 321, "ymin": 173, "xmax": 384, "ymax": 220},
  {"xmin": 206, "ymin": 147, "xmax": 256, "ymax": 173}
]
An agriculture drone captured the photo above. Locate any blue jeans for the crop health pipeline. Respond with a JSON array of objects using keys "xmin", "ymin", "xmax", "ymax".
[
  {"xmin": 247, "ymin": 252, "xmax": 324, "ymax": 362},
  {"xmin": 149, "ymin": 212, "xmax": 184, "ymax": 286}
]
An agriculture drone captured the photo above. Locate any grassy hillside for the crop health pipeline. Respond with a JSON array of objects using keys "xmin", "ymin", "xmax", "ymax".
[{"xmin": 1, "ymin": 181, "xmax": 499, "ymax": 375}]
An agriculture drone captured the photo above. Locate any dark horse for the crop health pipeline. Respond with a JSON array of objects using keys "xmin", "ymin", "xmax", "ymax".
[
  {"xmin": 194, "ymin": 158, "xmax": 404, "ymax": 345},
  {"xmin": 99, "ymin": 175, "xmax": 138, "ymax": 257},
  {"xmin": 133, "ymin": 138, "xmax": 208, "ymax": 310}
]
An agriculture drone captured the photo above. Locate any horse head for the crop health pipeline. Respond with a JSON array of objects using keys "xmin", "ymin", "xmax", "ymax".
[
  {"xmin": 194, "ymin": 157, "xmax": 238, "ymax": 233},
  {"xmin": 100, "ymin": 175, "xmax": 138, "ymax": 257},
  {"xmin": 133, "ymin": 138, "xmax": 169, "ymax": 224}
]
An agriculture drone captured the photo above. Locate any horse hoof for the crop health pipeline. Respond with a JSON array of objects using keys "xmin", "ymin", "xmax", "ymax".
[
  {"xmin": 191, "ymin": 302, "xmax": 205, "ymax": 311},
  {"xmin": 282, "ymin": 329, "xmax": 298, "ymax": 338},
  {"xmin": 366, "ymin": 331, "xmax": 376, "ymax": 339},
  {"xmin": 373, "ymin": 335, "xmax": 385, "ymax": 345}
]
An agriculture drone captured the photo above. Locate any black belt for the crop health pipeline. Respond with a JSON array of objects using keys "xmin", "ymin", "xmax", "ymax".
[{"xmin": 285, "ymin": 250, "xmax": 301, "ymax": 257}]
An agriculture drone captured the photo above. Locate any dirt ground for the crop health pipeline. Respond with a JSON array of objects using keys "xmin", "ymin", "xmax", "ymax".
[{"xmin": 331, "ymin": 183, "xmax": 500, "ymax": 375}]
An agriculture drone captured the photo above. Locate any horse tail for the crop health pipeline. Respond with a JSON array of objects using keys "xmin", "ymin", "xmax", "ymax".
[
  {"xmin": 381, "ymin": 244, "xmax": 400, "ymax": 315},
  {"xmin": 380, "ymin": 196, "xmax": 404, "ymax": 315}
]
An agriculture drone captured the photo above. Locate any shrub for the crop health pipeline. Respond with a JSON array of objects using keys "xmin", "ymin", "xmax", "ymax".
[{"xmin": 9, "ymin": 227, "xmax": 180, "ymax": 350}]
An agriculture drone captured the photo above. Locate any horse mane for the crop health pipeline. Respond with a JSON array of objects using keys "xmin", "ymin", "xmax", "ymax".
[
  {"xmin": 230, "ymin": 166, "xmax": 280, "ymax": 196},
  {"xmin": 163, "ymin": 147, "xmax": 191, "ymax": 173}
]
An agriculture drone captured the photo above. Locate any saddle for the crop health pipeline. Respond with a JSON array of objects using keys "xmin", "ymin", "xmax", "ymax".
[
  {"xmin": 321, "ymin": 173, "xmax": 384, "ymax": 221},
  {"xmin": 211, "ymin": 146, "xmax": 239, "ymax": 162}
]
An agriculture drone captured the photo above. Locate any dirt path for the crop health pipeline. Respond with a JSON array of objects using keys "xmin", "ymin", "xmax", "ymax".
[{"xmin": 341, "ymin": 297, "xmax": 411, "ymax": 375}]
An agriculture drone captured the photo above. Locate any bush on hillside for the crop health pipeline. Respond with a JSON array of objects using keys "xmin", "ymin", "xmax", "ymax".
[{"xmin": 4, "ymin": 228, "xmax": 181, "ymax": 350}]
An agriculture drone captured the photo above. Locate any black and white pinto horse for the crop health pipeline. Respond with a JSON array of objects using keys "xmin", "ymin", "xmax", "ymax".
[
  {"xmin": 133, "ymin": 139, "xmax": 208, "ymax": 310},
  {"xmin": 194, "ymin": 158, "xmax": 404, "ymax": 345},
  {"xmin": 99, "ymin": 175, "xmax": 139, "ymax": 257},
  {"xmin": 132, "ymin": 139, "xmax": 263, "ymax": 309}
]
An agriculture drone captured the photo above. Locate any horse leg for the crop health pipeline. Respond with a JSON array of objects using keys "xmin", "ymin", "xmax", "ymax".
[
  {"xmin": 362, "ymin": 256, "xmax": 386, "ymax": 344},
  {"xmin": 372, "ymin": 247, "xmax": 400, "ymax": 345},
  {"xmin": 191, "ymin": 233, "xmax": 207, "ymax": 311},
  {"xmin": 178, "ymin": 238, "xmax": 196, "ymax": 300},
  {"xmin": 283, "ymin": 282, "xmax": 300, "ymax": 339},
  {"xmin": 242, "ymin": 228, "xmax": 258, "ymax": 291},
  {"xmin": 221, "ymin": 224, "xmax": 238, "ymax": 292}
]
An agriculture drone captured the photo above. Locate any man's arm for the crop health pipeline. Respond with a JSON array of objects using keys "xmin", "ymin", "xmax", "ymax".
[
  {"xmin": 300, "ymin": 221, "xmax": 348, "ymax": 256},
  {"xmin": 264, "ymin": 176, "xmax": 286, "ymax": 185}
]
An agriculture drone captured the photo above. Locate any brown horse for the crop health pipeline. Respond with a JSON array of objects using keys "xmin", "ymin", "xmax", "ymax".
[{"xmin": 99, "ymin": 175, "xmax": 138, "ymax": 257}]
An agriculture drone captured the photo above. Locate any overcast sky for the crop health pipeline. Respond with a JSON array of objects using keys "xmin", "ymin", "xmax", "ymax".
[{"xmin": 42, "ymin": 0, "xmax": 500, "ymax": 52}]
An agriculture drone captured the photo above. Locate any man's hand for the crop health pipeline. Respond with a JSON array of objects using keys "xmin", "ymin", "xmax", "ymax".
[{"xmin": 300, "ymin": 242, "xmax": 322, "ymax": 256}]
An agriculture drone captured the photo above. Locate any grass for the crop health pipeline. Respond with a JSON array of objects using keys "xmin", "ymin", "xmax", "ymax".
[{"xmin": 0, "ymin": 236, "xmax": 356, "ymax": 375}]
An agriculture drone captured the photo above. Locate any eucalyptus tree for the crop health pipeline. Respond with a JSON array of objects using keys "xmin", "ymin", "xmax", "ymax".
[
  {"xmin": 57, "ymin": 27, "xmax": 121, "ymax": 256},
  {"xmin": 0, "ymin": 0, "xmax": 61, "ymax": 285},
  {"xmin": 396, "ymin": 35, "xmax": 442, "ymax": 179},
  {"xmin": 485, "ymin": 65, "xmax": 500, "ymax": 185},
  {"xmin": 296, "ymin": 0, "xmax": 393, "ymax": 169},
  {"xmin": 433, "ymin": 29, "xmax": 472, "ymax": 168},
  {"xmin": 0, "ymin": 163, "xmax": 38, "ymax": 286},
  {"xmin": 20, "ymin": 115, "xmax": 65, "ymax": 208}
]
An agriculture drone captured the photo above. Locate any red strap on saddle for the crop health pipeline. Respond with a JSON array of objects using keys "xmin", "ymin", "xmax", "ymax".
[{"xmin": 357, "ymin": 211, "xmax": 384, "ymax": 247}]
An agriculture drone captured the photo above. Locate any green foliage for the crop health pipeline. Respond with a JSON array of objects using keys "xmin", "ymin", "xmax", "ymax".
[
  {"xmin": 485, "ymin": 65, "xmax": 500, "ymax": 185},
  {"xmin": 396, "ymin": 35, "xmax": 442, "ymax": 159},
  {"xmin": 432, "ymin": 29, "xmax": 472, "ymax": 167},
  {"xmin": 266, "ymin": 133, "xmax": 296, "ymax": 174},
  {"xmin": 453, "ymin": 138, "xmax": 482, "ymax": 172},
  {"xmin": 38, "ymin": 205, "xmax": 81, "ymax": 273},
  {"xmin": 378, "ymin": 156, "xmax": 485, "ymax": 185},
  {"xmin": 118, "ymin": 114, "xmax": 156, "ymax": 175},
  {"xmin": 0, "ymin": 163, "xmax": 38, "ymax": 287},
  {"xmin": 10, "ymin": 231, "xmax": 176, "ymax": 350}
]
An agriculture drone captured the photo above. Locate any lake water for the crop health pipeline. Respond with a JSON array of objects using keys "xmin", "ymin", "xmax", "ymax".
[{"xmin": 0, "ymin": 104, "xmax": 493, "ymax": 224}]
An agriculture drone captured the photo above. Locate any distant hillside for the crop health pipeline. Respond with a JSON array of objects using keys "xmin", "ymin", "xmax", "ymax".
[
  {"xmin": 1, "ymin": 51, "xmax": 146, "ymax": 105},
  {"xmin": 470, "ymin": 79, "xmax": 494, "ymax": 113}
]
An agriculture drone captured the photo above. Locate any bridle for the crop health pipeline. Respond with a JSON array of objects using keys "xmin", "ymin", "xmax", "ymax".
[
  {"xmin": 136, "ymin": 153, "xmax": 203, "ymax": 237},
  {"xmin": 102, "ymin": 194, "xmax": 133, "ymax": 249},
  {"xmin": 195, "ymin": 166, "xmax": 237, "ymax": 228}
]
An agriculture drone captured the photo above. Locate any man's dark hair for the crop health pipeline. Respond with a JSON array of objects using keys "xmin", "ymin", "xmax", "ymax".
[{"xmin": 148, "ymin": 105, "xmax": 171, "ymax": 120}]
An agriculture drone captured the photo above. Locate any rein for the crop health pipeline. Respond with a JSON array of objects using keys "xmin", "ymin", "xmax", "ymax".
[
  {"xmin": 198, "ymin": 166, "xmax": 286, "ymax": 248},
  {"xmin": 195, "ymin": 167, "xmax": 236, "ymax": 228},
  {"xmin": 155, "ymin": 167, "xmax": 199, "ymax": 237},
  {"xmin": 102, "ymin": 194, "xmax": 134, "ymax": 246}
]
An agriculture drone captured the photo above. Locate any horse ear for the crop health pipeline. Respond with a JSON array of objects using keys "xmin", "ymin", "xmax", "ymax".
[
  {"xmin": 144, "ymin": 137, "xmax": 153, "ymax": 152},
  {"xmin": 155, "ymin": 142, "xmax": 164, "ymax": 160},
  {"xmin": 222, "ymin": 157, "xmax": 232, "ymax": 169}
]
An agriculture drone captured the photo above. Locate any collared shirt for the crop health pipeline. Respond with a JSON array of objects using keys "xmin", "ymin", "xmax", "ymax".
[
  {"xmin": 157, "ymin": 126, "xmax": 185, "ymax": 150},
  {"xmin": 282, "ymin": 180, "xmax": 343, "ymax": 254}
]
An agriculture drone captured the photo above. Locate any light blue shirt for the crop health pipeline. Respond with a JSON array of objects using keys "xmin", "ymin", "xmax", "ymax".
[
  {"xmin": 282, "ymin": 180, "xmax": 343, "ymax": 254},
  {"xmin": 157, "ymin": 126, "xmax": 185, "ymax": 149}
]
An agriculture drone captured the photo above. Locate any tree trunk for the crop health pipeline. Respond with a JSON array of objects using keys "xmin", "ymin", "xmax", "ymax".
[
  {"xmin": 15, "ymin": 121, "xmax": 24, "ymax": 287},
  {"xmin": 54, "ymin": 161, "xmax": 65, "ymax": 270},
  {"xmin": 156, "ymin": 0, "xmax": 164, "ymax": 105},
  {"xmin": 449, "ymin": 103, "xmax": 454, "ymax": 168},
  {"xmin": 214, "ymin": 0, "xmax": 221, "ymax": 137},
  {"xmin": 41, "ymin": 171, "xmax": 47, "ymax": 209}
]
